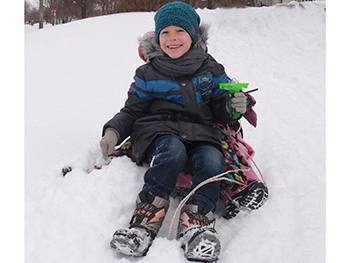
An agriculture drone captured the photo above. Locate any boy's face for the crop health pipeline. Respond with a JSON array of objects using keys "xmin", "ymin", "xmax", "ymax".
[{"xmin": 159, "ymin": 26, "xmax": 192, "ymax": 59}]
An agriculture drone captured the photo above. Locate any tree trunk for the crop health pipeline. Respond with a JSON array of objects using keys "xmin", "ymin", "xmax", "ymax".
[
  {"xmin": 39, "ymin": 0, "xmax": 44, "ymax": 29},
  {"xmin": 81, "ymin": 1, "xmax": 87, "ymax": 19}
]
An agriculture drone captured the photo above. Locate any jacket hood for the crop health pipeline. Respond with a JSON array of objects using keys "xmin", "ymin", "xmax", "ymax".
[{"xmin": 138, "ymin": 23, "xmax": 210, "ymax": 60}]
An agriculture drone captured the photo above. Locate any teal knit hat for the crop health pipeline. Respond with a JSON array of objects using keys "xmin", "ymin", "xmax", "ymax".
[{"xmin": 154, "ymin": 2, "xmax": 200, "ymax": 44}]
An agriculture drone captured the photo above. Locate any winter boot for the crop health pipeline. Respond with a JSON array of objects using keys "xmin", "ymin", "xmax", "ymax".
[
  {"xmin": 177, "ymin": 204, "xmax": 221, "ymax": 262},
  {"xmin": 110, "ymin": 191, "xmax": 169, "ymax": 257},
  {"xmin": 223, "ymin": 180, "xmax": 269, "ymax": 219}
]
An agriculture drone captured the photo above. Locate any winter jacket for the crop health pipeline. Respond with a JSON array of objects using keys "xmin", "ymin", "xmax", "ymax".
[{"xmin": 102, "ymin": 25, "xmax": 235, "ymax": 165}]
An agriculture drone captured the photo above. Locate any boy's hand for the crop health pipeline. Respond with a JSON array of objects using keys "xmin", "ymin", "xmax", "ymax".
[
  {"xmin": 230, "ymin": 92, "xmax": 247, "ymax": 115},
  {"xmin": 100, "ymin": 129, "xmax": 119, "ymax": 161}
]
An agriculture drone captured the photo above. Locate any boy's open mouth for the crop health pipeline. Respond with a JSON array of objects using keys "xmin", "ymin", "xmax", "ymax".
[{"xmin": 167, "ymin": 44, "xmax": 182, "ymax": 49}]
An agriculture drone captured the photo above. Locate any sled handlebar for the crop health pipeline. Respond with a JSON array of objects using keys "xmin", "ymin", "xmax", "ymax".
[{"xmin": 219, "ymin": 82, "xmax": 249, "ymax": 94}]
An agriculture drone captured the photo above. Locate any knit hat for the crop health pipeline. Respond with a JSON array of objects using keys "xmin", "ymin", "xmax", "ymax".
[{"xmin": 154, "ymin": 2, "xmax": 200, "ymax": 44}]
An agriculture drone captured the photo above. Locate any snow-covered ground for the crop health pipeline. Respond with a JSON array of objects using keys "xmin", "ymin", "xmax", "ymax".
[{"xmin": 22, "ymin": 1, "xmax": 328, "ymax": 262}]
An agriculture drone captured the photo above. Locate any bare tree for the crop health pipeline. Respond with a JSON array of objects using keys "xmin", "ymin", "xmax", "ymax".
[
  {"xmin": 25, "ymin": 1, "xmax": 32, "ymax": 22},
  {"xmin": 26, "ymin": 0, "xmax": 254, "ymax": 27},
  {"xmin": 39, "ymin": 0, "xmax": 44, "ymax": 28},
  {"xmin": 56, "ymin": 0, "xmax": 80, "ymax": 23},
  {"xmin": 99, "ymin": 0, "xmax": 119, "ymax": 15}
]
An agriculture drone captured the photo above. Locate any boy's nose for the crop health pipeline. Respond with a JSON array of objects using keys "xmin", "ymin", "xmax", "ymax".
[{"xmin": 168, "ymin": 32, "xmax": 177, "ymax": 41}]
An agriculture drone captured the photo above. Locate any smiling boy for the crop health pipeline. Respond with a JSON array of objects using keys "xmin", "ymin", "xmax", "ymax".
[
  {"xmin": 159, "ymin": 25, "xmax": 193, "ymax": 59},
  {"xmin": 100, "ymin": 2, "xmax": 247, "ymax": 262}
]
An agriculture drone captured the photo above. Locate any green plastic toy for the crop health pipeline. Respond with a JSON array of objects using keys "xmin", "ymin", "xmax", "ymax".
[{"xmin": 219, "ymin": 82, "xmax": 249, "ymax": 118}]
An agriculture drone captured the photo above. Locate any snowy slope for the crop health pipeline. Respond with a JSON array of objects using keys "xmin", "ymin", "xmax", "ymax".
[{"xmin": 25, "ymin": 1, "xmax": 325, "ymax": 262}]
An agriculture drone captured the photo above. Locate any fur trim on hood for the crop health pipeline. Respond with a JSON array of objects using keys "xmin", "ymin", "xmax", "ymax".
[{"xmin": 138, "ymin": 23, "xmax": 210, "ymax": 60}]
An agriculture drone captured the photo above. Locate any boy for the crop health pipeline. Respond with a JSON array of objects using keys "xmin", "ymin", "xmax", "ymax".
[{"xmin": 100, "ymin": 2, "xmax": 247, "ymax": 262}]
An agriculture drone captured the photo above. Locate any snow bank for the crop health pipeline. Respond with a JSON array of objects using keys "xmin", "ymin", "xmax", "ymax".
[{"xmin": 25, "ymin": 2, "xmax": 325, "ymax": 262}]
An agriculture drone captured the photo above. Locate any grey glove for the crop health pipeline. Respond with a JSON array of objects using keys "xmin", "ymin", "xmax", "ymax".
[
  {"xmin": 100, "ymin": 129, "xmax": 119, "ymax": 161},
  {"xmin": 230, "ymin": 92, "xmax": 247, "ymax": 115}
]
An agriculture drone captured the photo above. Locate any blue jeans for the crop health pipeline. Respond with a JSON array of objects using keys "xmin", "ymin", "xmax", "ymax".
[{"xmin": 143, "ymin": 135, "xmax": 225, "ymax": 212}]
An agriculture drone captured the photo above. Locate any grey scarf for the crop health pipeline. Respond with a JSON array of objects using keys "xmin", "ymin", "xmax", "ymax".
[{"xmin": 152, "ymin": 48, "xmax": 207, "ymax": 78}]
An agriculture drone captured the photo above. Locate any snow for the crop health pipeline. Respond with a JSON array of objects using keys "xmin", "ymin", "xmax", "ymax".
[{"xmin": 23, "ymin": 1, "xmax": 327, "ymax": 262}]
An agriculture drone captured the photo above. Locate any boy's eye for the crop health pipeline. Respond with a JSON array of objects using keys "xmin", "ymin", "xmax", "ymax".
[{"xmin": 161, "ymin": 31, "xmax": 168, "ymax": 35}]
